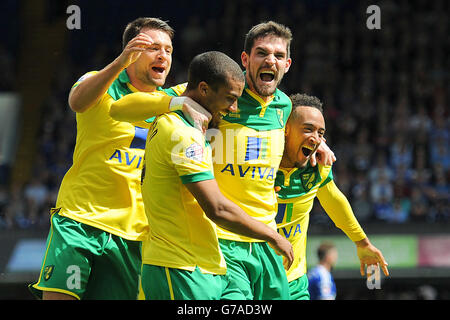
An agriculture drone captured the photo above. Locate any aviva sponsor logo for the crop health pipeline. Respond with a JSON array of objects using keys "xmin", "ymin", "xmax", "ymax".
[
  {"xmin": 109, "ymin": 150, "xmax": 144, "ymax": 168},
  {"xmin": 278, "ymin": 223, "xmax": 301, "ymax": 239},
  {"xmin": 276, "ymin": 203, "xmax": 301, "ymax": 238},
  {"xmin": 218, "ymin": 136, "xmax": 275, "ymax": 180},
  {"xmin": 108, "ymin": 126, "xmax": 147, "ymax": 168},
  {"xmin": 220, "ymin": 164, "xmax": 275, "ymax": 180}
]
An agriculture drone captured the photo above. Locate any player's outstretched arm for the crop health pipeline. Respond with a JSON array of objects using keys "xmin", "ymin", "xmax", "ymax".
[
  {"xmin": 186, "ymin": 178, "xmax": 294, "ymax": 270},
  {"xmin": 110, "ymin": 94, "xmax": 211, "ymax": 133},
  {"xmin": 69, "ymin": 32, "xmax": 154, "ymax": 113},
  {"xmin": 317, "ymin": 180, "xmax": 389, "ymax": 277},
  {"xmin": 110, "ymin": 92, "xmax": 173, "ymax": 122}
]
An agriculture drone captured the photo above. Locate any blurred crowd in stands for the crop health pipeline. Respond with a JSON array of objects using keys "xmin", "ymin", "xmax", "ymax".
[{"xmin": 0, "ymin": 0, "xmax": 448, "ymax": 230}]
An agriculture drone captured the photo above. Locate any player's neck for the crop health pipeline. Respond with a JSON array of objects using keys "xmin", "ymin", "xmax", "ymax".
[
  {"xmin": 249, "ymin": 88, "xmax": 272, "ymax": 103},
  {"xmin": 245, "ymin": 76, "xmax": 273, "ymax": 103},
  {"xmin": 183, "ymin": 90, "xmax": 213, "ymax": 116},
  {"xmin": 129, "ymin": 79, "xmax": 158, "ymax": 93},
  {"xmin": 280, "ymin": 154, "xmax": 294, "ymax": 169},
  {"xmin": 126, "ymin": 69, "xmax": 158, "ymax": 93}
]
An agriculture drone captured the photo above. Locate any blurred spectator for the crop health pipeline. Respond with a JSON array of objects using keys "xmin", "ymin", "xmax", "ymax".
[
  {"xmin": 351, "ymin": 171, "xmax": 369, "ymax": 200},
  {"xmin": 2, "ymin": 183, "xmax": 26, "ymax": 229},
  {"xmin": 308, "ymin": 242, "xmax": 337, "ymax": 300},
  {"xmin": 409, "ymin": 105, "xmax": 432, "ymax": 134},
  {"xmin": 353, "ymin": 128, "xmax": 373, "ymax": 172},
  {"xmin": 373, "ymin": 196, "xmax": 393, "ymax": 222},
  {"xmin": 350, "ymin": 188, "xmax": 373, "ymax": 223},
  {"xmin": 370, "ymin": 172, "xmax": 394, "ymax": 205},
  {"xmin": 385, "ymin": 197, "xmax": 410, "ymax": 224},
  {"xmin": 430, "ymin": 137, "xmax": 449, "ymax": 171},
  {"xmin": 369, "ymin": 153, "xmax": 395, "ymax": 184},
  {"xmin": 409, "ymin": 187, "xmax": 430, "ymax": 222},
  {"xmin": 429, "ymin": 165, "xmax": 449, "ymax": 222},
  {"xmin": 24, "ymin": 176, "xmax": 48, "ymax": 209},
  {"xmin": 390, "ymin": 135, "xmax": 414, "ymax": 173}
]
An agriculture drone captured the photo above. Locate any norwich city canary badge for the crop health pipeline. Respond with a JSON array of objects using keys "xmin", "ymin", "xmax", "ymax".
[
  {"xmin": 301, "ymin": 173, "xmax": 316, "ymax": 192},
  {"xmin": 44, "ymin": 265, "xmax": 55, "ymax": 281}
]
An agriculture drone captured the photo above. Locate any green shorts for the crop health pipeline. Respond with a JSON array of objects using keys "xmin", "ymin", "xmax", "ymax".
[
  {"xmin": 218, "ymin": 239, "xmax": 290, "ymax": 300},
  {"xmin": 289, "ymin": 274, "xmax": 310, "ymax": 300},
  {"xmin": 29, "ymin": 212, "xmax": 142, "ymax": 300},
  {"xmin": 141, "ymin": 264, "xmax": 245, "ymax": 300}
]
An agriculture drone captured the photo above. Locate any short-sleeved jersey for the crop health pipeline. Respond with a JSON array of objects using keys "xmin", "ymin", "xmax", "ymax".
[
  {"xmin": 307, "ymin": 265, "xmax": 336, "ymax": 300},
  {"xmin": 214, "ymin": 84, "xmax": 292, "ymax": 242},
  {"xmin": 275, "ymin": 163, "xmax": 333, "ymax": 281},
  {"xmin": 54, "ymin": 69, "xmax": 183, "ymax": 241},
  {"xmin": 141, "ymin": 111, "xmax": 227, "ymax": 275}
]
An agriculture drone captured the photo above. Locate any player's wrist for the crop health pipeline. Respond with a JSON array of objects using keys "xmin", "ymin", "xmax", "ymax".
[
  {"xmin": 355, "ymin": 237, "xmax": 370, "ymax": 248},
  {"xmin": 168, "ymin": 97, "xmax": 185, "ymax": 111},
  {"xmin": 111, "ymin": 55, "xmax": 129, "ymax": 71}
]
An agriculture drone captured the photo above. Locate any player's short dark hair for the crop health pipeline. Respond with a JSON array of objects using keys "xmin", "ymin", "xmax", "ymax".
[
  {"xmin": 244, "ymin": 21, "xmax": 293, "ymax": 58},
  {"xmin": 186, "ymin": 51, "xmax": 244, "ymax": 92},
  {"xmin": 289, "ymin": 93, "xmax": 323, "ymax": 114},
  {"xmin": 317, "ymin": 242, "xmax": 336, "ymax": 261},
  {"xmin": 122, "ymin": 17, "xmax": 174, "ymax": 49}
]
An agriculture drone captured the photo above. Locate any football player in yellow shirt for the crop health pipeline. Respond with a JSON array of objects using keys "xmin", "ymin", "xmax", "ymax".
[
  {"xmin": 275, "ymin": 93, "xmax": 389, "ymax": 300},
  {"xmin": 212, "ymin": 21, "xmax": 295, "ymax": 300},
  {"xmin": 29, "ymin": 17, "xmax": 209, "ymax": 300},
  {"xmin": 138, "ymin": 51, "xmax": 293, "ymax": 300}
]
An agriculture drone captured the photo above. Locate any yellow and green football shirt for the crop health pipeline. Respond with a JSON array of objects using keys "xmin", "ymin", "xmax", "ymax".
[
  {"xmin": 101, "ymin": 79, "xmax": 292, "ymax": 244},
  {"xmin": 275, "ymin": 163, "xmax": 367, "ymax": 282},
  {"xmin": 141, "ymin": 111, "xmax": 227, "ymax": 275},
  {"xmin": 214, "ymin": 84, "xmax": 292, "ymax": 242},
  {"xmin": 54, "ymin": 69, "xmax": 182, "ymax": 241}
]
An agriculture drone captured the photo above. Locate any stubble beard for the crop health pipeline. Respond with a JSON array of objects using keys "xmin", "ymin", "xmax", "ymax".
[{"xmin": 247, "ymin": 61, "xmax": 284, "ymax": 97}]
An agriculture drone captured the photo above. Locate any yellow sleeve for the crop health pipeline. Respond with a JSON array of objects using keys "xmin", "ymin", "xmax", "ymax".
[
  {"xmin": 317, "ymin": 180, "xmax": 367, "ymax": 242},
  {"xmin": 72, "ymin": 71, "xmax": 99, "ymax": 88},
  {"xmin": 109, "ymin": 91, "xmax": 172, "ymax": 123}
]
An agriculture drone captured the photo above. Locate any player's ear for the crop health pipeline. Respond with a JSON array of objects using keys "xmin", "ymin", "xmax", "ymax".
[
  {"xmin": 241, "ymin": 51, "xmax": 249, "ymax": 69},
  {"xmin": 285, "ymin": 121, "xmax": 290, "ymax": 137},
  {"xmin": 284, "ymin": 57, "xmax": 292, "ymax": 74},
  {"xmin": 198, "ymin": 81, "xmax": 209, "ymax": 97}
]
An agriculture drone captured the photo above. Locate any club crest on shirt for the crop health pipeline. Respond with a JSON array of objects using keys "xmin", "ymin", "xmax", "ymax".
[
  {"xmin": 301, "ymin": 172, "xmax": 316, "ymax": 192},
  {"xmin": 185, "ymin": 143, "xmax": 203, "ymax": 162},
  {"xmin": 44, "ymin": 265, "xmax": 55, "ymax": 281}
]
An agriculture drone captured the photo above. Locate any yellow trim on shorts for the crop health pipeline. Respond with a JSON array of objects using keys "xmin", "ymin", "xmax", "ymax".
[
  {"xmin": 138, "ymin": 264, "xmax": 145, "ymax": 300},
  {"xmin": 31, "ymin": 285, "xmax": 81, "ymax": 300},
  {"xmin": 164, "ymin": 267, "xmax": 175, "ymax": 300},
  {"xmin": 34, "ymin": 212, "xmax": 56, "ymax": 291},
  {"xmin": 32, "ymin": 211, "xmax": 81, "ymax": 300}
]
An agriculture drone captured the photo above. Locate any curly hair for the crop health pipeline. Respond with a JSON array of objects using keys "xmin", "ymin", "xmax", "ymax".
[{"xmin": 289, "ymin": 93, "xmax": 323, "ymax": 113}]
